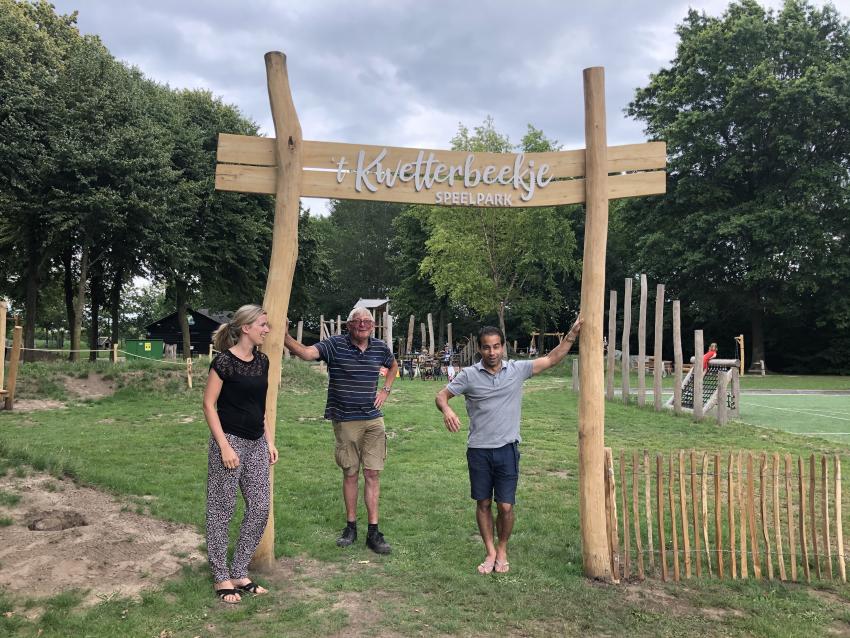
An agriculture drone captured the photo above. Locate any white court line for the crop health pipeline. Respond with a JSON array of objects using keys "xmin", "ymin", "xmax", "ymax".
[{"xmin": 746, "ymin": 402, "xmax": 850, "ymax": 422}]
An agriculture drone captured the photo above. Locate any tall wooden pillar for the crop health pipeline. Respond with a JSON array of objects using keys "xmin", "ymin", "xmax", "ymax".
[
  {"xmin": 251, "ymin": 52, "xmax": 303, "ymax": 572},
  {"xmin": 577, "ymin": 66, "xmax": 612, "ymax": 580}
]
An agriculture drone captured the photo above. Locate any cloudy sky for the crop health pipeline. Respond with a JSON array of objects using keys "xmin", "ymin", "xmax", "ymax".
[{"xmin": 51, "ymin": 0, "xmax": 850, "ymax": 214}]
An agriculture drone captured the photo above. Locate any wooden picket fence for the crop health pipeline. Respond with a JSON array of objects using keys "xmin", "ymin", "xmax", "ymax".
[{"xmin": 603, "ymin": 448, "xmax": 847, "ymax": 584}]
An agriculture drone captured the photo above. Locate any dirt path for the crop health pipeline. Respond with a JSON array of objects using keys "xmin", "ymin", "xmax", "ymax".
[{"xmin": 0, "ymin": 470, "xmax": 204, "ymax": 605}]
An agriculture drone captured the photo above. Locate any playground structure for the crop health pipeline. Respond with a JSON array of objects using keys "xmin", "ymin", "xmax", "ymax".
[
  {"xmin": 215, "ymin": 52, "xmax": 666, "ymax": 578},
  {"xmin": 595, "ymin": 274, "xmax": 742, "ymax": 425},
  {"xmin": 0, "ymin": 300, "xmax": 23, "ymax": 410}
]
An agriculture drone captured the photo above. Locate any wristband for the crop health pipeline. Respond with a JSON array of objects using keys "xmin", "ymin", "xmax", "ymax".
[{"xmin": 382, "ymin": 386, "xmax": 392, "ymax": 393}]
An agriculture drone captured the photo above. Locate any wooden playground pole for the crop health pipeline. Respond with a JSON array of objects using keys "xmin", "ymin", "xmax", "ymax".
[
  {"xmin": 420, "ymin": 323, "xmax": 426, "ymax": 353},
  {"xmin": 427, "ymin": 313, "xmax": 435, "ymax": 355},
  {"xmin": 672, "ymin": 300, "xmax": 682, "ymax": 414},
  {"xmin": 693, "ymin": 330, "xmax": 704, "ymax": 421},
  {"xmin": 606, "ymin": 290, "xmax": 617, "ymax": 401},
  {"xmin": 337, "ymin": 314, "xmax": 342, "ymax": 335},
  {"xmin": 447, "ymin": 322, "xmax": 453, "ymax": 352},
  {"xmin": 622, "ymin": 279, "xmax": 632, "ymax": 405},
  {"xmin": 4, "ymin": 326, "xmax": 22, "ymax": 410},
  {"xmin": 252, "ymin": 52, "xmax": 303, "ymax": 572},
  {"xmin": 296, "ymin": 320, "xmax": 303, "ymax": 343},
  {"xmin": 653, "ymin": 284, "xmax": 664, "ymax": 411},
  {"xmin": 637, "ymin": 274, "xmax": 648, "ymax": 406},
  {"xmin": 577, "ymin": 66, "xmax": 612, "ymax": 580},
  {"xmin": 0, "ymin": 300, "xmax": 6, "ymax": 391},
  {"xmin": 407, "ymin": 315, "xmax": 415, "ymax": 354}
]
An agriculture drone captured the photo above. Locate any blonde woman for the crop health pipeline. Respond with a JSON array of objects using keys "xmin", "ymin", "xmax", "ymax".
[{"xmin": 203, "ymin": 304, "xmax": 278, "ymax": 603}]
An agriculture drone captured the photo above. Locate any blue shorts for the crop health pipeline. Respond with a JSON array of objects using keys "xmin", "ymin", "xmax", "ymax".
[{"xmin": 467, "ymin": 442, "xmax": 520, "ymax": 504}]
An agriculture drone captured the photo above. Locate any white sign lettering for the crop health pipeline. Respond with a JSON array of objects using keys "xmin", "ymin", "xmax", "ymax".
[{"xmin": 333, "ymin": 148, "xmax": 554, "ymax": 205}]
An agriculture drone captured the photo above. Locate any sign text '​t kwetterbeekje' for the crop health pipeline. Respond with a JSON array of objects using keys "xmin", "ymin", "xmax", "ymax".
[{"xmin": 334, "ymin": 148, "xmax": 554, "ymax": 206}]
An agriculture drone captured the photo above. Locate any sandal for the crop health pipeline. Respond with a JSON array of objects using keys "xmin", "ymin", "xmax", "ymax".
[
  {"xmin": 494, "ymin": 560, "xmax": 510, "ymax": 574},
  {"xmin": 215, "ymin": 588, "xmax": 241, "ymax": 604},
  {"xmin": 477, "ymin": 558, "xmax": 496, "ymax": 575},
  {"xmin": 235, "ymin": 580, "xmax": 268, "ymax": 595}
]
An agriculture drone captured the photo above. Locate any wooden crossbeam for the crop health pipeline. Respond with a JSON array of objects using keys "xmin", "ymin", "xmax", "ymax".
[{"xmin": 215, "ymin": 133, "xmax": 666, "ymax": 206}]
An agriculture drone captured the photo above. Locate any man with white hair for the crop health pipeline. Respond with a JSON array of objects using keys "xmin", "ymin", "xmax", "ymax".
[{"xmin": 285, "ymin": 306, "xmax": 399, "ymax": 554}]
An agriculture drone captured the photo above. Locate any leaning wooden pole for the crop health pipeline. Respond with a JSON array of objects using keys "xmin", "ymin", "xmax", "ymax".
[
  {"xmin": 577, "ymin": 66, "xmax": 612, "ymax": 580},
  {"xmin": 252, "ymin": 51, "xmax": 303, "ymax": 572},
  {"xmin": 622, "ymin": 279, "xmax": 632, "ymax": 405},
  {"xmin": 3, "ymin": 326, "xmax": 22, "ymax": 410}
]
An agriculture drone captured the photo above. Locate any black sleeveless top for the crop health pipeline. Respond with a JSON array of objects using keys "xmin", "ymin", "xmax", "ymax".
[{"xmin": 210, "ymin": 349, "xmax": 269, "ymax": 440}]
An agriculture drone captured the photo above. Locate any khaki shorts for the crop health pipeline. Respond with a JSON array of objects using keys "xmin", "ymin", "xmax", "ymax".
[{"xmin": 332, "ymin": 417, "xmax": 387, "ymax": 476}]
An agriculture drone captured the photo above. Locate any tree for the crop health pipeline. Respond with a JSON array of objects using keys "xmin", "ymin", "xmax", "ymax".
[
  {"xmin": 421, "ymin": 119, "xmax": 580, "ymax": 338},
  {"xmin": 623, "ymin": 0, "xmax": 850, "ymax": 371}
]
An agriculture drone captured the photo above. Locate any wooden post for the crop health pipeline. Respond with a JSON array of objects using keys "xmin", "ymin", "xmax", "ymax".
[
  {"xmin": 113, "ymin": 343, "xmax": 119, "ymax": 364},
  {"xmin": 799, "ymin": 456, "xmax": 811, "ymax": 583},
  {"xmin": 296, "ymin": 320, "xmax": 303, "ymax": 343},
  {"xmin": 420, "ymin": 323, "xmax": 426, "ymax": 353},
  {"xmin": 702, "ymin": 452, "xmax": 712, "ymax": 575},
  {"xmin": 653, "ymin": 284, "xmax": 664, "ymax": 411},
  {"xmin": 786, "ymin": 455, "xmax": 797, "ymax": 581},
  {"xmin": 761, "ymin": 455, "xmax": 773, "ymax": 579},
  {"xmin": 577, "ymin": 66, "xmax": 612, "ymax": 580},
  {"xmin": 728, "ymin": 452, "xmax": 737, "ymax": 579},
  {"xmin": 679, "ymin": 451, "xmax": 691, "ymax": 578},
  {"xmin": 717, "ymin": 369, "xmax": 729, "ymax": 425},
  {"xmin": 810, "ymin": 454, "xmax": 820, "ymax": 579},
  {"xmin": 572, "ymin": 359, "xmax": 580, "ymax": 392},
  {"xmin": 691, "ymin": 450, "xmax": 702, "ymax": 577},
  {"xmin": 622, "ymin": 279, "xmax": 632, "ymax": 405},
  {"xmin": 835, "ymin": 455, "xmax": 845, "ymax": 583},
  {"xmin": 693, "ymin": 330, "xmax": 704, "ymax": 421},
  {"xmin": 337, "ymin": 314, "xmax": 342, "ymax": 335},
  {"xmin": 0, "ymin": 299, "xmax": 6, "ymax": 391},
  {"xmin": 427, "ymin": 313, "xmax": 435, "ymax": 356},
  {"xmin": 606, "ymin": 290, "xmax": 617, "ymax": 401},
  {"xmin": 604, "ymin": 448, "xmax": 620, "ymax": 582},
  {"xmin": 637, "ymin": 274, "xmax": 648, "ymax": 407},
  {"xmin": 738, "ymin": 451, "xmax": 747, "ymax": 578},
  {"xmin": 320, "ymin": 314, "xmax": 325, "ymax": 340},
  {"xmin": 821, "ymin": 455, "xmax": 832, "ymax": 580},
  {"xmin": 657, "ymin": 453, "xmax": 668, "ymax": 581},
  {"xmin": 645, "ymin": 450, "xmax": 655, "ymax": 574},
  {"xmin": 620, "ymin": 450, "xmax": 631, "ymax": 579},
  {"xmin": 672, "ymin": 300, "xmax": 682, "ymax": 414},
  {"xmin": 715, "ymin": 453, "xmax": 724, "ymax": 578},
  {"xmin": 3, "ymin": 326, "xmax": 22, "ymax": 410},
  {"xmin": 748, "ymin": 453, "xmax": 761, "ymax": 579},
  {"xmin": 385, "ymin": 313, "xmax": 393, "ymax": 351},
  {"xmin": 774, "ymin": 453, "xmax": 786, "ymax": 580},
  {"xmin": 407, "ymin": 315, "xmax": 415, "ymax": 354},
  {"xmin": 251, "ymin": 52, "xmax": 304, "ymax": 572},
  {"xmin": 447, "ymin": 322, "xmax": 453, "ymax": 353},
  {"xmin": 186, "ymin": 358, "xmax": 193, "ymax": 389},
  {"xmin": 632, "ymin": 452, "xmax": 644, "ymax": 579},
  {"xmin": 669, "ymin": 454, "xmax": 680, "ymax": 581},
  {"xmin": 730, "ymin": 367, "xmax": 741, "ymax": 418}
]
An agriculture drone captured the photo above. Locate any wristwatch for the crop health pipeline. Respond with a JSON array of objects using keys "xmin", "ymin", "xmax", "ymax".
[{"xmin": 382, "ymin": 386, "xmax": 392, "ymax": 393}]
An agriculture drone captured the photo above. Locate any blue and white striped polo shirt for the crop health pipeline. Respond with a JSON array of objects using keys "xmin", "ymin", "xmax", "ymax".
[{"xmin": 315, "ymin": 334, "xmax": 395, "ymax": 422}]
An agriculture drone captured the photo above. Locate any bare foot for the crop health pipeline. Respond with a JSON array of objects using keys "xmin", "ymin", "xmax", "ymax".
[
  {"xmin": 214, "ymin": 580, "xmax": 241, "ymax": 604},
  {"xmin": 232, "ymin": 577, "xmax": 268, "ymax": 595}
]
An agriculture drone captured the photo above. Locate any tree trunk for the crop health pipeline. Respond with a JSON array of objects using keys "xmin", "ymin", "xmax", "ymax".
[
  {"xmin": 110, "ymin": 266, "xmax": 124, "ymax": 348},
  {"xmin": 62, "ymin": 247, "xmax": 76, "ymax": 361},
  {"xmin": 750, "ymin": 295, "xmax": 766, "ymax": 372},
  {"xmin": 88, "ymin": 266, "xmax": 103, "ymax": 362},
  {"xmin": 23, "ymin": 251, "xmax": 39, "ymax": 362},
  {"xmin": 70, "ymin": 245, "xmax": 89, "ymax": 363},
  {"xmin": 175, "ymin": 278, "xmax": 192, "ymax": 357}
]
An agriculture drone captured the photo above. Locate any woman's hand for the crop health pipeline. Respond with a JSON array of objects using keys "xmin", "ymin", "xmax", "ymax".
[
  {"xmin": 220, "ymin": 444, "xmax": 240, "ymax": 469},
  {"xmin": 268, "ymin": 444, "xmax": 279, "ymax": 465}
]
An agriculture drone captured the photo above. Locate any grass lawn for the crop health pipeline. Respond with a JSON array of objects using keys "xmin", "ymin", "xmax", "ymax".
[{"xmin": 0, "ymin": 360, "xmax": 849, "ymax": 636}]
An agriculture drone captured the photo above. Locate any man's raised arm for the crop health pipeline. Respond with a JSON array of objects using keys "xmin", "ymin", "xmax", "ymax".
[
  {"xmin": 285, "ymin": 332, "xmax": 321, "ymax": 361},
  {"xmin": 531, "ymin": 317, "xmax": 582, "ymax": 375}
]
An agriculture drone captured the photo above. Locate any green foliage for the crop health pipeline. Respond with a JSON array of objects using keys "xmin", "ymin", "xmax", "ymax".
[
  {"xmin": 623, "ymin": 0, "xmax": 850, "ymax": 372},
  {"xmin": 421, "ymin": 117, "xmax": 580, "ymax": 334}
]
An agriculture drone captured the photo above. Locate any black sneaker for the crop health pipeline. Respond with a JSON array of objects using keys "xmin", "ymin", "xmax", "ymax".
[
  {"xmin": 366, "ymin": 530, "xmax": 392, "ymax": 555},
  {"xmin": 336, "ymin": 525, "xmax": 357, "ymax": 547}
]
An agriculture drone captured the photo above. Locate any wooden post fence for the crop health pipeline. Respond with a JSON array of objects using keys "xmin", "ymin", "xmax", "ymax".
[
  {"xmin": 637, "ymin": 274, "xmax": 648, "ymax": 407},
  {"xmin": 653, "ymin": 284, "xmax": 664, "ymax": 411},
  {"xmin": 672, "ymin": 300, "xmax": 682, "ymax": 414},
  {"xmin": 622, "ymin": 278, "xmax": 632, "ymax": 405}
]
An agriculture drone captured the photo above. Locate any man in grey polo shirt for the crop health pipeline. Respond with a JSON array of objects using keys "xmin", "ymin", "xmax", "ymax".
[{"xmin": 435, "ymin": 319, "xmax": 581, "ymax": 574}]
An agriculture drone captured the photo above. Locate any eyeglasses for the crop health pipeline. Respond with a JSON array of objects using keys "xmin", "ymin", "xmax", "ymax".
[{"xmin": 349, "ymin": 319, "xmax": 374, "ymax": 327}]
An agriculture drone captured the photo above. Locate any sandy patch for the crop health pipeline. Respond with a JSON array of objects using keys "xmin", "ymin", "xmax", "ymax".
[
  {"xmin": 0, "ymin": 471, "xmax": 204, "ymax": 605},
  {"xmin": 64, "ymin": 373, "xmax": 114, "ymax": 399},
  {"xmin": 9, "ymin": 399, "xmax": 66, "ymax": 412}
]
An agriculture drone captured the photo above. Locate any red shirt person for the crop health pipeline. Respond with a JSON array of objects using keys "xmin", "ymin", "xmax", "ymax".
[{"xmin": 703, "ymin": 342, "xmax": 718, "ymax": 371}]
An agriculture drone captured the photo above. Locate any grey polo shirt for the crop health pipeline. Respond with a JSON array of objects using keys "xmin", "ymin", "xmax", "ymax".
[{"xmin": 445, "ymin": 359, "xmax": 534, "ymax": 449}]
